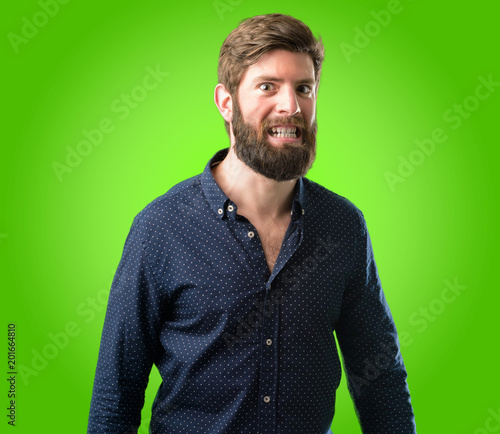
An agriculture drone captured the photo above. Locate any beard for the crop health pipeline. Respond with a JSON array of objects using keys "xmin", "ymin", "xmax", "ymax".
[{"xmin": 231, "ymin": 98, "xmax": 317, "ymax": 182}]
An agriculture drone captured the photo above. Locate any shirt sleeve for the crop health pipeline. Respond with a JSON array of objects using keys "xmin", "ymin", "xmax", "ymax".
[
  {"xmin": 87, "ymin": 215, "xmax": 165, "ymax": 434},
  {"xmin": 335, "ymin": 210, "xmax": 417, "ymax": 433}
]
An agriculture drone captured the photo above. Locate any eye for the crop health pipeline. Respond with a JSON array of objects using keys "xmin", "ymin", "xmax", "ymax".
[
  {"xmin": 259, "ymin": 83, "xmax": 275, "ymax": 91},
  {"xmin": 297, "ymin": 84, "xmax": 312, "ymax": 94}
]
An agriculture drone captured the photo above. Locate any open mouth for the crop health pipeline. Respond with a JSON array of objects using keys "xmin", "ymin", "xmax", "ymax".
[{"xmin": 268, "ymin": 125, "xmax": 302, "ymax": 139}]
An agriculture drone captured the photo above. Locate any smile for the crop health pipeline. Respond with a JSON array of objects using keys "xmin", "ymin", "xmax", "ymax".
[{"xmin": 268, "ymin": 126, "xmax": 301, "ymax": 139}]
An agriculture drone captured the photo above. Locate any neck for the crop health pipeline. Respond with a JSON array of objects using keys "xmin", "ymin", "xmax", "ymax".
[{"xmin": 212, "ymin": 146, "xmax": 297, "ymax": 221}]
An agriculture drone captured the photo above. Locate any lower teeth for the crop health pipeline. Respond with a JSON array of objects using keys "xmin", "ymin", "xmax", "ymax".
[{"xmin": 271, "ymin": 133, "xmax": 296, "ymax": 138}]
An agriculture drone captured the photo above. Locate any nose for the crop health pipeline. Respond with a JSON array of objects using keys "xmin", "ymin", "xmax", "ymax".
[{"xmin": 275, "ymin": 86, "xmax": 301, "ymax": 116}]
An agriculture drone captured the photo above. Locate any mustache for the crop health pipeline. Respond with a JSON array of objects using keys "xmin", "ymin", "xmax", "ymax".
[
  {"xmin": 258, "ymin": 116, "xmax": 309, "ymax": 139},
  {"xmin": 257, "ymin": 116, "xmax": 314, "ymax": 149}
]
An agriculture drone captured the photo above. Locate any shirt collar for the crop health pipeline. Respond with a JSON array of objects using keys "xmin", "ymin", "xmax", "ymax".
[{"xmin": 201, "ymin": 147, "xmax": 306, "ymax": 222}]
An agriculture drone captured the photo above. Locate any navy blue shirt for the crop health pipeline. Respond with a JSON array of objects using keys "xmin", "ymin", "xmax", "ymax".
[{"xmin": 88, "ymin": 148, "xmax": 416, "ymax": 434}]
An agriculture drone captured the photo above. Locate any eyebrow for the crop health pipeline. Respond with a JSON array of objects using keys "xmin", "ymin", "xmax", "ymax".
[{"xmin": 252, "ymin": 75, "xmax": 316, "ymax": 85}]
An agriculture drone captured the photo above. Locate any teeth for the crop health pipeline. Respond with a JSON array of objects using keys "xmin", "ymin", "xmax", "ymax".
[{"xmin": 269, "ymin": 126, "xmax": 297, "ymax": 138}]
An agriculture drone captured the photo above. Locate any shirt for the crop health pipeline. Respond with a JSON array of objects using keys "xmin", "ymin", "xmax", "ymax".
[{"xmin": 88, "ymin": 148, "xmax": 416, "ymax": 434}]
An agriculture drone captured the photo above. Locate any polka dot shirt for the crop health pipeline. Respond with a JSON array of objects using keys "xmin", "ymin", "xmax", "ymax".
[{"xmin": 87, "ymin": 148, "xmax": 416, "ymax": 433}]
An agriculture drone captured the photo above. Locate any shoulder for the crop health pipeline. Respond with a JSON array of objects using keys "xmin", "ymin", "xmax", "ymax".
[
  {"xmin": 131, "ymin": 173, "xmax": 203, "ymax": 233},
  {"xmin": 302, "ymin": 177, "xmax": 365, "ymax": 225}
]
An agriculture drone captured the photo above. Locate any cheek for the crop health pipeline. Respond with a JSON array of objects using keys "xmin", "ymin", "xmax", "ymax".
[
  {"xmin": 250, "ymin": 100, "xmax": 272, "ymax": 115},
  {"xmin": 245, "ymin": 105, "xmax": 272, "ymax": 125},
  {"xmin": 303, "ymin": 102, "xmax": 316, "ymax": 125}
]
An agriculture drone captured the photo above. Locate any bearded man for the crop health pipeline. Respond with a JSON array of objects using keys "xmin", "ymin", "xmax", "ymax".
[{"xmin": 88, "ymin": 13, "xmax": 416, "ymax": 434}]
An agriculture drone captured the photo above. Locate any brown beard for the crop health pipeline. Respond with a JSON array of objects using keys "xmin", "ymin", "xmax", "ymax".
[{"xmin": 231, "ymin": 97, "xmax": 317, "ymax": 182}]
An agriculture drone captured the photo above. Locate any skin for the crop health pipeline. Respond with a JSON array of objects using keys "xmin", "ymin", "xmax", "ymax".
[{"xmin": 213, "ymin": 49, "xmax": 318, "ymax": 222}]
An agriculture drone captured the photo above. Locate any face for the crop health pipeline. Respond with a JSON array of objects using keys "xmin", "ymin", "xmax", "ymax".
[{"xmin": 231, "ymin": 49, "xmax": 318, "ymax": 182}]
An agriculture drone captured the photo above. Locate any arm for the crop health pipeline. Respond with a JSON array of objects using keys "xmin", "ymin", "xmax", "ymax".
[
  {"xmin": 87, "ymin": 216, "xmax": 164, "ymax": 433},
  {"xmin": 335, "ymin": 210, "xmax": 416, "ymax": 433}
]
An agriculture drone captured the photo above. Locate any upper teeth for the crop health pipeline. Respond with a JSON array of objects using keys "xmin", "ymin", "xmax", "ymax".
[{"xmin": 271, "ymin": 127, "xmax": 297, "ymax": 137}]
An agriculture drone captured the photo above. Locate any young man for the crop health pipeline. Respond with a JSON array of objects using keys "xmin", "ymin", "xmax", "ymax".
[{"xmin": 88, "ymin": 14, "xmax": 416, "ymax": 434}]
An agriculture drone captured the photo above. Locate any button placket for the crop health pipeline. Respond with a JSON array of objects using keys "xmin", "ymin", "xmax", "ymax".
[
  {"xmin": 257, "ymin": 288, "xmax": 279, "ymax": 433},
  {"xmin": 256, "ymin": 219, "xmax": 303, "ymax": 432}
]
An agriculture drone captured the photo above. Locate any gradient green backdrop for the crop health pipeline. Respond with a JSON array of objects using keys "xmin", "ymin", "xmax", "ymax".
[{"xmin": 2, "ymin": 0, "xmax": 499, "ymax": 432}]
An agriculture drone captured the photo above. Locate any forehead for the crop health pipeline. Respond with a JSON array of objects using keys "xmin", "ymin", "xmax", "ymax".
[{"xmin": 239, "ymin": 49, "xmax": 315, "ymax": 84}]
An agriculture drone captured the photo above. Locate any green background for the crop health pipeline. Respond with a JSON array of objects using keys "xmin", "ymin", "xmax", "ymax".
[{"xmin": 2, "ymin": 0, "xmax": 499, "ymax": 432}]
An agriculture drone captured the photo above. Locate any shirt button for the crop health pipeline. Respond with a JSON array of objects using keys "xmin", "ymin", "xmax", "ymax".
[
  {"xmin": 302, "ymin": 209, "xmax": 305, "ymax": 215},
  {"xmin": 263, "ymin": 396, "xmax": 271, "ymax": 403},
  {"xmin": 248, "ymin": 231, "xmax": 255, "ymax": 238},
  {"xmin": 218, "ymin": 208, "xmax": 223, "ymax": 215},
  {"xmin": 266, "ymin": 339, "xmax": 272, "ymax": 346},
  {"xmin": 227, "ymin": 205, "xmax": 234, "ymax": 212}
]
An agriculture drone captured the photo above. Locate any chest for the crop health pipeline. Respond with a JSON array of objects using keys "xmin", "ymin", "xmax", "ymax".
[{"xmin": 252, "ymin": 219, "xmax": 290, "ymax": 273}]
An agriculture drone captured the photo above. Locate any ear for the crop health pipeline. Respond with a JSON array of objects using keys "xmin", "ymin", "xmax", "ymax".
[{"xmin": 214, "ymin": 83, "xmax": 233, "ymax": 124}]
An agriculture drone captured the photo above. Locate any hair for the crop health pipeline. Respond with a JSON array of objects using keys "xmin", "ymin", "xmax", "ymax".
[{"xmin": 218, "ymin": 13, "xmax": 325, "ymax": 134}]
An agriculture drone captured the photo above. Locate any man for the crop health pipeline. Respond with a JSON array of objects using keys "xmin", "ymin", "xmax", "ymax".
[{"xmin": 88, "ymin": 14, "xmax": 416, "ymax": 434}]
